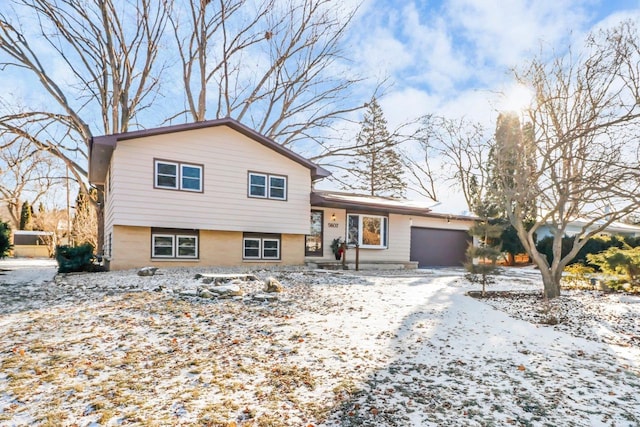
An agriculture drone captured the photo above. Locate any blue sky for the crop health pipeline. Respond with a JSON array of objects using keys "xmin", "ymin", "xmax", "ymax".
[
  {"xmin": 2, "ymin": 0, "xmax": 638, "ymax": 212},
  {"xmin": 340, "ymin": 0, "xmax": 640, "ymax": 212}
]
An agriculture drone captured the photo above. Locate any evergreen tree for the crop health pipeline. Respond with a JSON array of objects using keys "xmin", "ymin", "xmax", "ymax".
[
  {"xmin": 484, "ymin": 112, "xmax": 537, "ymax": 264},
  {"xmin": 489, "ymin": 112, "xmax": 537, "ymax": 221},
  {"xmin": 0, "ymin": 220, "xmax": 11, "ymax": 258},
  {"xmin": 19, "ymin": 201, "xmax": 33, "ymax": 231},
  {"xmin": 465, "ymin": 202, "xmax": 504, "ymax": 296},
  {"xmin": 344, "ymin": 97, "xmax": 406, "ymax": 197}
]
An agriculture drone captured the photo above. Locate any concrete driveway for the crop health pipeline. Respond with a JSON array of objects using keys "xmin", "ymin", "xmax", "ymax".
[{"xmin": 0, "ymin": 257, "xmax": 57, "ymax": 285}]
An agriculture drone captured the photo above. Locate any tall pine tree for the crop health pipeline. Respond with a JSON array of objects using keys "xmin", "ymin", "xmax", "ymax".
[
  {"xmin": 19, "ymin": 201, "xmax": 33, "ymax": 231},
  {"xmin": 487, "ymin": 112, "xmax": 538, "ymax": 264},
  {"xmin": 344, "ymin": 97, "xmax": 406, "ymax": 197},
  {"xmin": 489, "ymin": 112, "xmax": 537, "ymax": 219}
]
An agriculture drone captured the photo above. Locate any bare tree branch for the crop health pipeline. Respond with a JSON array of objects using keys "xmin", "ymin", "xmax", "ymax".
[{"xmin": 500, "ymin": 21, "xmax": 640, "ymax": 298}]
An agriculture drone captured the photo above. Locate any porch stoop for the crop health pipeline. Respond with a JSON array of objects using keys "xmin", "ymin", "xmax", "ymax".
[{"xmin": 308, "ymin": 261, "xmax": 418, "ymax": 270}]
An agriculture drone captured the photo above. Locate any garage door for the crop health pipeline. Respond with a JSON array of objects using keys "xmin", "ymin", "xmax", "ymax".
[{"xmin": 410, "ymin": 227, "xmax": 471, "ymax": 267}]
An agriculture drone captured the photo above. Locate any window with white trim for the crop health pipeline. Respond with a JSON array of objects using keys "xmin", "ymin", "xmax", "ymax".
[
  {"xmin": 249, "ymin": 173, "xmax": 267, "ymax": 198},
  {"xmin": 152, "ymin": 230, "xmax": 199, "ymax": 259},
  {"xmin": 347, "ymin": 214, "xmax": 388, "ymax": 249},
  {"xmin": 243, "ymin": 234, "xmax": 281, "ymax": 260},
  {"xmin": 248, "ymin": 172, "xmax": 287, "ymax": 200},
  {"xmin": 155, "ymin": 160, "xmax": 203, "ymax": 192},
  {"xmin": 152, "ymin": 234, "xmax": 175, "ymax": 257},
  {"xmin": 269, "ymin": 176, "xmax": 286, "ymax": 200}
]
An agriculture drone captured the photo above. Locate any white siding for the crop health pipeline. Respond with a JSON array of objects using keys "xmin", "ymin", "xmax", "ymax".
[{"xmin": 109, "ymin": 126, "xmax": 311, "ymax": 234}]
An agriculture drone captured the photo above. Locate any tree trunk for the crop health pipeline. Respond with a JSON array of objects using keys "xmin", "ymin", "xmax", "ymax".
[
  {"xmin": 539, "ymin": 267, "xmax": 561, "ymax": 299},
  {"xmin": 506, "ymin": 252, "xmax": 515, "ymax": 266}
]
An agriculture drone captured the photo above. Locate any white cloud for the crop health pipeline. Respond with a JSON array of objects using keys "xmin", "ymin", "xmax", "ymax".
[
  {"xmin": 395, "ymin": 4, "xmax": 469, "ymax": 89},
  {"xmin": 446, "ymin": 0, "xmax": 589, "ymax": 66},
  {"xmin": 353, "ymin": 27, "xmax": 414, "ymax": 78},
  {"xmin": 379, "ymin": 87, "xmax": 438, "ymax": 128}
]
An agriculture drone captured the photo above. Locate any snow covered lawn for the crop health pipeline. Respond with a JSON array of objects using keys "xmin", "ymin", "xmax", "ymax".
[{"xmin": 0, "ymin": 264, "xmax": 638, "ymax": 426}]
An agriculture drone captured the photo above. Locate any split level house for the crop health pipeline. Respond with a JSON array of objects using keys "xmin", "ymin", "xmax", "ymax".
[{"xmin": 89, "ymin": 118, "xmax": 475, "ymax": 271}]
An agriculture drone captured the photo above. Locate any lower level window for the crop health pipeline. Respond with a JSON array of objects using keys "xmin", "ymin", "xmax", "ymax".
[
  {"xmin": 243, "ymin": 234, "xmax": 281, "ymax": 260},
  {"xmin": 152, "ymin": 229, "xmax": 199, "ymax": 259}
]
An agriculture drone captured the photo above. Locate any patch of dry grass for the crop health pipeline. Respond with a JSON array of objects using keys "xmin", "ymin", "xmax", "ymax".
[{"xmin": 0, "ymin": 289, "xmax": 359, "ymax": 425}]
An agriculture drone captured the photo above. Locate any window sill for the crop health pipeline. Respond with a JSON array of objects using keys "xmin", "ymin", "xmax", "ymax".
[
  {"xmin": 242, "ymin": 259, "xmax": 282, "ymax": 263},
  {"xmin": 150, "ymin": 258, "xmax": 200, "ymax": 262}
]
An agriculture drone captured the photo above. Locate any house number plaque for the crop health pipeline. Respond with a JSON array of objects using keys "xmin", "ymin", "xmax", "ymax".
[{"xmin": 328, "ymin": 222, "xmax": 339, "ymax": 228}]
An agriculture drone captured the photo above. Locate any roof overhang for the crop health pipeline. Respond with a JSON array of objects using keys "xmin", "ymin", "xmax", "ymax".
[
  {"xmin": 311, "ymin": 191, "xmax": 433, "ymax": 216},
  {"xmin": 89, "ymin": 118, "xmax": 331, "ymax": 185},
  {"xmin": 311, "ymin": 191, "xmax": 479, "ymax": 221}
]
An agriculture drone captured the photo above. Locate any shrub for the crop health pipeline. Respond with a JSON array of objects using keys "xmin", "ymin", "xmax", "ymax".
[
  {"xmin": 0, "ymin": 220, "xmax": 12, "ymax": 258},
  {"xmin": 587, "ymin": 246, "xmax": 640, "ymax": 285},
  {"xmin": 55, "ymin": 243, "xmax": 95, "ymax": 273},
  {"xmin": 536, "ymin": 234, "xmax": 634, "ymax": 268},
  {"xmin": 561, "ymin": 263, "xmax": 595, "ymax": 289}
]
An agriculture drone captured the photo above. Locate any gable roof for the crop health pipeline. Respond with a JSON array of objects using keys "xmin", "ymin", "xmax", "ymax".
[{"xmin": 89, "ymin": 117, "xmax": 331, "ymax": 184}]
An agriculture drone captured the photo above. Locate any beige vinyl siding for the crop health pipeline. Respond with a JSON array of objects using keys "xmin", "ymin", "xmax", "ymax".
[
  {"xmin": 306, "ymin": 210, "xmax": 475, "ymax": 264},
  {"xmin": 308, "ymin": 209, "xmax": 411, "ymax": 262},
  {"xmin": 410, "ymin": 216, "xmax": 475, "ymax": 231},
  {"xmin": 342, "ymin": 214, "xmax": 410, "ymax": 263},
  {"xmin": 108, "ymin": 225, "xmax": 304, "ymax": 270},
  {"xmin": 109, "ymin": 126, "xmax": 311, "ymax": 234},
  {"xmin": 103, "ymin": 167, "xmax": 115, "ymax": 256}
]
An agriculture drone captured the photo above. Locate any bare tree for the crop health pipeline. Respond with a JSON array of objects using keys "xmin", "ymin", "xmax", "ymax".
[
  {"xmin": 412, "ymin": 115, "xmax": 492, "ymax": 211},
  {"xmin": 71, "ymin": 189, "xmax": 98, "ymax": 249},
  {"xmin": 495, "ymin": 21, "xmax": 640, "ymax": 299},
  {"xmin": 0, "ymin": 135, "xmax": 65, "ymax": 227},
  {"xmin": 166, "ymin": 0, "xmax": 366, "ymax": 153},
  {"xmin": 0, "ymin": 0, "xmax": 171, "ymax": 193},
  {"xmin": 31, "ymin": 207, "xmax": 67, "ymax": 257}
]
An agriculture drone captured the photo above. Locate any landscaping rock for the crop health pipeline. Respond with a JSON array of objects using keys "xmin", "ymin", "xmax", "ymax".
[
  {"xmin": 179, "ymin": 289, "xmax": 198, "ymax": 297},
  {"xmin": 137, "ymin": 266, "xmax": 158, "ymax": 277},
  {"xmin": 264, "ymin": 277, "xmax": 284, "ymax": 293},
  {"xmin": 197, "ymin": 288, "xmax": 215, "ymax": 299},
  {"xmin": 253, "ymin": 292, "xmax": 279, "ymax": 302},
  {"xmin": 207, "ymin": 283, "xmax": 243, "ymax": 298},
  {"xmin": 194, "ymin": 273, "xmax": 259, "ymax": 284}
]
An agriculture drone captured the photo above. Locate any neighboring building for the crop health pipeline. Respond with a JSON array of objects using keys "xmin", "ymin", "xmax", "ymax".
[
  {"xmin": 12, "ymin": 230, "xmax": 54, "ymax": 258},
  {"xmin": 89, "ymin": 118, "xmax": 475, "ymax": 271},
  {"xmin": 536, "ymin": 218, "xmax": 640, "ymax": 241}
]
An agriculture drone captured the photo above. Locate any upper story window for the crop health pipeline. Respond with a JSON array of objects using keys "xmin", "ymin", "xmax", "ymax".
[
  {"xmin": 155, "ymin": 159, "xmax": 203, "ymax": 192},
  {"xmin": 248, "ymin": 172, "xmax": 287, "ymax": 200},
  {"xmin": 347, "ymin": 214, "xmax": 388, "ymax": 249}
]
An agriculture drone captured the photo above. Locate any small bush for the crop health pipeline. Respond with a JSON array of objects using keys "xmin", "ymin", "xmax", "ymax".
[
  {"xmin": 55, "ymin": 243, "xmax": 95, "ymax": 273},
  {"xmin": 536, "ymin": 234, "xmax": 635, "ymax": 268},
  {"xmin": 0, "ymin": 220, "xmax": 12, "ymax": 258},
  {"xmin": 561, "ymin": 263, "xmax": 595, "ymax": 289},
  {"xmin": 587, "ymin": 246, "xmax": 640, "ymax": 285}
]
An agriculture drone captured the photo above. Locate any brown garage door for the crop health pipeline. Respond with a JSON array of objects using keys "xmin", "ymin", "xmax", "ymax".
[{"xmin": 410, "ymin": 227, "xmax": 471, "ymax": 267}]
